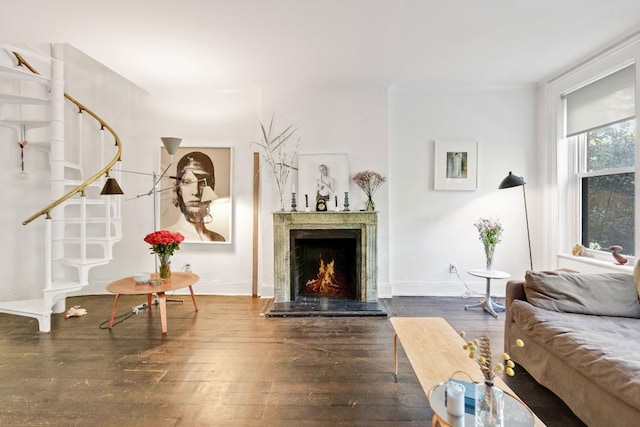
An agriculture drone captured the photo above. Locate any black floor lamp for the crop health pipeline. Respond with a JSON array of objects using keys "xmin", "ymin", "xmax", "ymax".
[{"xmin": 499, "ymin": 171, "xmax": 533, "ymax": 271}]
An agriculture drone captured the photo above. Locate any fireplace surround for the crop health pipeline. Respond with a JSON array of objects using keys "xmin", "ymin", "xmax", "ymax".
[{"xmin": 273, "ymin": 212, "xmax": 378, "ymax": 303}]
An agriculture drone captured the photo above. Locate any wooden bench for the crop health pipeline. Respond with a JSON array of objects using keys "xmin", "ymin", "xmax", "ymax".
[{"xmin": 391, "ymin": 317, "xmax": 545, "ymax": 427}]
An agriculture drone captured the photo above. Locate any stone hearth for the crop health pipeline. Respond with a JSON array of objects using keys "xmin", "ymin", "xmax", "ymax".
[{"xmin": 273, "ymin": 212, "xmax": 378, "ymax": 303}]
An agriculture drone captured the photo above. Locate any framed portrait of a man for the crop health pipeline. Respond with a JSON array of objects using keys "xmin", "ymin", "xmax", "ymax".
[{"xmin": 160, "ymin": 146, "xmax": 232, "ymax": 244}]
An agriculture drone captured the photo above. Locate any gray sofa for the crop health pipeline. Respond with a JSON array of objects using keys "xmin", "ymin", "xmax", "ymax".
[{"xmin": 505, "ymin": 270, "xmax": 640, "ymax": 427}]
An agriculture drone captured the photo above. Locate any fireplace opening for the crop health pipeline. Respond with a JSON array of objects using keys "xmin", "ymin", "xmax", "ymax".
[{"xmin": 290, "ymin": 229, "xmax": 361, "ymax": 301}]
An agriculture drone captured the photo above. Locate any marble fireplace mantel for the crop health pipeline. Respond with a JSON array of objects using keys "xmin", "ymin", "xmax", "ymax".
[{"xmin": 273, "ymin": 211, "xmax": 378, "ymax": 303}]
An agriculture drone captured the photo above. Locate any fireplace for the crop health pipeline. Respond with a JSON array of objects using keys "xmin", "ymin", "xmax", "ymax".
[
  {"xmin": 273, "ymin": 212, "xmax": 378, "ymax": 303},
  {"xmin": 290, "ymin": 229, "xmax": 361, "ymax": 300}
]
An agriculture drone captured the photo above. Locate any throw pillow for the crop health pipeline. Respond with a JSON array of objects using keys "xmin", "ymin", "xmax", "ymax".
[{"xmin": 524, "ymin": 270, "xmax": 640, "ymax": 318}]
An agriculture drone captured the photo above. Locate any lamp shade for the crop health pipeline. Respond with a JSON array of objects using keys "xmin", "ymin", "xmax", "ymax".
[
  {"xmin": 100, "ymin": 177, "xmax": 124, "ymax": 195},
  {"xmin": 498, "ymin": 171, "xmax": 526, "ymax": 189},
  {"xmin": 161, "ymin": 137, "xmax": 182, "ymax": 155}
]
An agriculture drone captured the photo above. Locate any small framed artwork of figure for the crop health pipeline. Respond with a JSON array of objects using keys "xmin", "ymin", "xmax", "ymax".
[
  {"xmin": 297, "ymin": 153, "xmax": 350, "ymax": 211},
  {"xmin": 433, "ymin": 140, "xmax": 478, "ymax": 191},
  {"xmin": 159, "ymin": 146, "xmax": 233, "ymax": 244}
]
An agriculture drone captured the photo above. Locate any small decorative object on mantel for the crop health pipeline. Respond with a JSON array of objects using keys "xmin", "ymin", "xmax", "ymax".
[
  {"xmin": 304, "ymin": 194, "xmax": 310, "ymax": 212},
  {"xmin": 252, "ymin": 116, "xmax": 299, "ymax": 211},
  {"xmin": 315, "ymin": 197, "xmax": 327, "ymax": 211},
  {"xmin": 144, "ymin": 230, "xmax": 185, "ymax": 280},
  {"xmin": 353, "ymin": 170, "xmax": 386, "ymax": 211},
  {"xmin": 474, "ymin": 217, "xmax": 503, "ymax": 271},
  {"xmin": 609, "ymin": 245, "xmax": 628, "ymax": 265},
  {"xmin": 291, "ymin": 191, "xmax": 297, "ymax": 212},
  {"xmin": 343, "ymin": 192, "xmax": 350, "ymax": 211},
  {"xmin": 459, "ymin": 331, "xmax": 525, "ymax": 427}
]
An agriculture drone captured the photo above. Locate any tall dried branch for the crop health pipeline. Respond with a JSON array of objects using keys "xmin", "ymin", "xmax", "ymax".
[{"xmin": 252, "ymin": 116, "xmax": 299, "ymax": 207}]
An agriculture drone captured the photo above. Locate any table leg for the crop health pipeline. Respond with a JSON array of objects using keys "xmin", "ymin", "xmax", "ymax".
[
  {"xmin": 157, "ymin": 291, "xmax": 168, "ymax": 333},
  {"xmin": 483, "ymin": 278, "xmax": 499, "ymax": 318},
  {"xmin": 147, "ymin": 293, "xmax": 153, "ymax": 308},
  {"xmin": 188, "ymin": 285, "xmax": 199, "ymax": 311},
  {"xmin": 432, "ymin": 414, "xmax": 444, "ymax": 427},
  {"xmin": 108, "ymin": 294, "xmax": 121, "ymax": 329},
  {"xmin": 464, "ymin": 297, "xmax": 489, "ymax": 309},
  {"xmin": 394, "ymin": 332, "xmax": 398, "ymax": 376},
  {"xmin": 465, "ymin": 278, "xmax": 500, "ymax": 318}
]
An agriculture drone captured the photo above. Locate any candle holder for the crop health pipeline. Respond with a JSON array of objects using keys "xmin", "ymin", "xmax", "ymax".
[
  {"xmin": 304, "ymin": 194, "xmax": 310, "ymax": 212},
  {"xmin": 291, "ymin": 192, "xmax": 297, "ymax": 212},
  {"xmin": 343, "ymin": 192, "xmax": 350, "ymax": 211},
  {"xmin": 334, "ymin": 195, "xmax": 340, "ymax": 212}
]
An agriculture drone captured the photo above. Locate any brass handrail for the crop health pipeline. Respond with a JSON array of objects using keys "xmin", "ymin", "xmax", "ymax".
[{"xmin": 13, "ymin": 51, "xmax": 123, "ymax": 225}]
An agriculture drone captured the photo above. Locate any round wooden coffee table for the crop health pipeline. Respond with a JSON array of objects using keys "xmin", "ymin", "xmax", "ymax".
[{"xmin": 106, "ymin": 272, "xmax": 200, "ymax": 334}]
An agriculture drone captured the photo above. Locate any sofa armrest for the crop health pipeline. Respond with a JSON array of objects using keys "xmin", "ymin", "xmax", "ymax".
[
  {"xmin": 504, "ymin": 279, "xmax": 526, "ymax": 352},
  {"xmin": 506, "ymin": 279, "xmax": 526, "ymax": 305}
]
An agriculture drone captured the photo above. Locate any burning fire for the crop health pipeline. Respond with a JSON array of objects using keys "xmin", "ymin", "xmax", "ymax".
[{"xmin": 305, "ymin": 255, "xmax": 351, "ymax": 298}]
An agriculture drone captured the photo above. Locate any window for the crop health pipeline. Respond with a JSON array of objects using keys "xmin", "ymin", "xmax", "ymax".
[
  {"xmin": 564, "ymin": 64, "xmax": 636, "ymax": 257},
  {"xmin": 575, "ymin": 120, "xmax": 636, "ymax": 255}
]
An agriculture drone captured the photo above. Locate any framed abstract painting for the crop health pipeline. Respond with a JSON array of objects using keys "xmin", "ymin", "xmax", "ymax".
[{"xmin": 433, "ymin": 140, "xmax": 478, "ymax": 191}]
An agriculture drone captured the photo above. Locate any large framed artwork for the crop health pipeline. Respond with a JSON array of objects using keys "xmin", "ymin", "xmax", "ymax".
[
  {"xmin": 433, "ymin": 140, "xmax": 478, "ymax": 191},
  {"xmin": 298, "ymin": 153, "xmax": 350, "ymax": 211},
  {"xmin": 159, "ymin": 146, "xmax": 232, "ymax": 244}
]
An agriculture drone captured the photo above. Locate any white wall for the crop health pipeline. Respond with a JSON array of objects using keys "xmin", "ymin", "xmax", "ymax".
[
  {"xmin": 388, "ymin": 85, "xmax": 538, "ymax": 297},
  {"xmin": 87, "ymin": 86, "xmax": 263, "ymax": 296},
  {"xmin": 258, "ymin": 87, "xmax": 390, "ymax": 297},
  {"xmin": 2, "ymin": 46, "xmax": 540, "ymax": 302}
]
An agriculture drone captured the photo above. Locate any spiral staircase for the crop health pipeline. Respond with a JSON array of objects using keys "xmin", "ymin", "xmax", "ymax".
[{"xmin": 0, "ymin": 44, "xmax": 123, "ymax": 332}]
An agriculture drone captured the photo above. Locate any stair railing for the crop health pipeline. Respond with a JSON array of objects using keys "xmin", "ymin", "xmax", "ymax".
[{"xmin": 12, "ymin": 51, "xmax": 123, "ymax": 226}]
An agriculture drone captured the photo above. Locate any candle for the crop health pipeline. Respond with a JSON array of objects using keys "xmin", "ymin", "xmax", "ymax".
[
  {"xmin": 292, "ymin": 184, "xmax": 296, "ymax": 194},
  {"xmin": 446, "ymin": 381, "xmax": 465, "ymax": 417}
]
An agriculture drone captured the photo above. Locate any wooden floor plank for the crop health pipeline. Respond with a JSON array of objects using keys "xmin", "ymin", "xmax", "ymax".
[{"xmin": 0, "ymin": 295, "xmax": 585, "ymax": 426}]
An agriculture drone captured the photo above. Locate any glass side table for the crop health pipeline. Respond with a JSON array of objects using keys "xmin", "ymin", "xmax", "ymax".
[
  {"xmin": 465, "ymin": 269, "xmax": 511, "ymax": 318},
  {"xmin": 428, "ymin": 381, "xmax": 534, "ymax": 427}
]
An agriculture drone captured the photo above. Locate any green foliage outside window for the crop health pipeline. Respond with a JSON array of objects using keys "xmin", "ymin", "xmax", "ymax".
[
  {"xmin": 582, "ymin": 120, "xmax": 635, "ymax": 255},
  {"xmin": 587, "ymin": 121, "xmax": 635, "ymax": 171}
]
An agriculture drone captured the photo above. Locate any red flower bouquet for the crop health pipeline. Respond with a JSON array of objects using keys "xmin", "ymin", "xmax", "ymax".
[
  {"xmin": 144, "ymin": 230, "xmax": 185, "ymax": 255},
  {"xmin": 144, "ymin": 230, "xmax": 184, "ymax": 279}
]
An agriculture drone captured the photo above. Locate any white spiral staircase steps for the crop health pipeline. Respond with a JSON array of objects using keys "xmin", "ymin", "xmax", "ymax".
[{"xmin": 0, "ymin": 45, "xmax": 122, "ymax": 332}]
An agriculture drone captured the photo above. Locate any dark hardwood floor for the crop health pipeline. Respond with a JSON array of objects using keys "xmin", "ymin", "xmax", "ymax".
[{"xmin": 0, "ymin": 295, "xmax": 585, "ymax": 426}]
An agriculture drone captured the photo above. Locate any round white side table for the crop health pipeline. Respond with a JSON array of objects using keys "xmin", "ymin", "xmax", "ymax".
[{"xmin": 465, "ymin": 269, "xmax": 511, "ymax": 318}]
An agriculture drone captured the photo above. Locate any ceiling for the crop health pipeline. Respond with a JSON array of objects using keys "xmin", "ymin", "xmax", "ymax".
[{"xmin": 3, "ymin": 0, "xmax": 640, "ymax": 94}]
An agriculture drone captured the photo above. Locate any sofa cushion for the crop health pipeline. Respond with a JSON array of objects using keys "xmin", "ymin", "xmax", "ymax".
[
  {"xmin": 510, "ymin": 299, "xmax": 640, "ymax": 412},
  {"xmin": 524, "ymin": 270, "xmax": 640, "ymax": 318}
]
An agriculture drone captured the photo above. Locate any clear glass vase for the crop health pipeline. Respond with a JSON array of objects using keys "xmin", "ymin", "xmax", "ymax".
[
  {"xmin": 475, "ymin": 380, "xmax": 504, "ymax": 427},
  {"xmin": 158, "ymin": 253, "xmax": 172, "ymax": 280},
  {"xmin": 365, "ymin": 194, "xmax": 375, "ymax": 211},
  {"xmin": 484, "ymin": 243, "xmax": 495, "ymax": 271}
]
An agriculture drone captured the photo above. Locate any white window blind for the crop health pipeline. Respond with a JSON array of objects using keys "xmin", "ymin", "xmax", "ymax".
[{"xmin": 565, "ymin": 64, "xmax": 635, "ymax": 136}]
